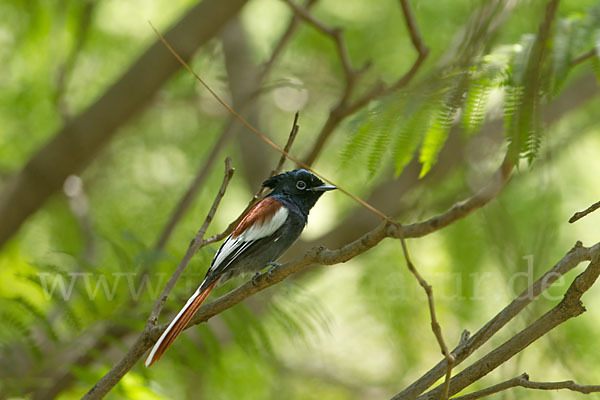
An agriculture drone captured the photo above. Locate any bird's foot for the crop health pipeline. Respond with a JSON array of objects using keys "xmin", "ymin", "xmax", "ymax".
[{"xmin": 265, "ymin": 262, "xmax": 281, "ymax": 281}]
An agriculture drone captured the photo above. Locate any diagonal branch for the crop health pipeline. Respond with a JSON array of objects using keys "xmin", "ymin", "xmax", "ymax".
[
  {"xmin": 271, "ymin": 111, "xmax": 300, "ymax": 176},
  {"xmin": 569, "ymin": 200, "xmax": 600, "ymax": 223},
  {"xmin": 419, "ymin": 246, "xmax": 600, "ymax": 399},
  {"xmin": 571, "ymin": 48, "xmax": 598, "ymax": 67},
  {"xmin": 148, "ymin": 158, "xmax": 235, "ymax": 326},
  {"xmin": 0, "ymin": 0, "xmax": 249, "ymax": 252},
  {"xmin": 397, "ymin": 229, "xmax": 454, "ymax": 400},
  {"xmin": 203, "ymin": 112, "xmax": 303, "ymax": 249},
  {"xmin": 451, "ymin": 373, "xmax": 600, "ymax": 400},
  {"xmin": 153, "ymin": 126, "xmax": 234, "ymax": 251},
  {"xmin": 282, "ymin": 0, "xmax": 362, "ymax": 95}
]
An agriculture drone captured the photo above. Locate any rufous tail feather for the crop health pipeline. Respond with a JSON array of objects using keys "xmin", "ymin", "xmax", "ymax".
[{"xmin": 145, "ymin": 280, "xmax": 218, "ymax": 367}]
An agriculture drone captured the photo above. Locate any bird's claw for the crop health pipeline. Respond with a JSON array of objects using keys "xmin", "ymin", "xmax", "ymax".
[
  {"xmin": 252, "ymin": 272, "xmax": 261, "ymax": 287},
  {"xmin": 265, "ymin": 262, "xmax": 281, "ymax": 281},
  {"xmin": 252, "ymin": 263, "xmax": 281, "ymax": 286}
]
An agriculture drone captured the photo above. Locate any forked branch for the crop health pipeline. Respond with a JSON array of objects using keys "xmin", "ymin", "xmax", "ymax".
[
  {"xmin": 419, "ymin": 248, "xmax": 600, "ymax": 399},
  {"xmin": 291, "ymin": 0, "xmax": 429, "ymax": 165}
]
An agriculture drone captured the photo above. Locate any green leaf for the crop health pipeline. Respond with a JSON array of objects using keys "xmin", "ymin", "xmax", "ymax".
[
  {"xmin": 12, "ymin": 296, "xmax": 59, "ymax": 342},
  {"xmin": 510, "ymin": 34, "xmax": 536, "ymax": 85},
  {"xmin": 462, "ymin": 78, "xmax": 493, "ymax": 136},
  {"xmin": 503, "ymin": 84, "xmax": 524, "ymax": 161},
  {"xmin": 340, "ymin": 108, "xmax": 377, "ymax": 167},
  {"xmin": 393, "ymin": 105, "xmax": 433, "ymax": 176},
  {"xmin": 419, "ymin": 75, "xmax": 468, "ymax": 177},
  {"xmin": 549, "ymin": 19, "xmax": 573, "ymax": 95},
  {"xmin": 367, "ymin": 119, "xmax": 392, "ymax": 177}
]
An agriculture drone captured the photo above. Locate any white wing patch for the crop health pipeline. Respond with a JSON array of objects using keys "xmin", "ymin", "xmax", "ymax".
[
  {"xmin": 239, "ymin": 206, "xmax": 288, "ymax": 241},
  {"xmin": 209, "ymin": 206, "xmax": 288, "ymax": 272}
]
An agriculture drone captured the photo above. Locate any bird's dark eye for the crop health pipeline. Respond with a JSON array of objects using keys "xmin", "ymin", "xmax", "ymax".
[{"xmin": 296, "ymin": 180, "xmax": 307, "ymax": 190}]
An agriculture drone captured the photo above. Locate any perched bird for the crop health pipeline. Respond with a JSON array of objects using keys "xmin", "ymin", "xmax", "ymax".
[{"xmin": 145, "ymin": 169, "xmax": 336, "ymax": 366}]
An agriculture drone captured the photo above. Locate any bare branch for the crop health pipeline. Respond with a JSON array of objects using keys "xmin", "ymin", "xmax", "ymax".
[
  {"xmin": 417, "ymin": 246, "xmax": 600, "ymax": 399},
  {"xmin": 451, "ymin": 373, "xmax": 600, "ymax": 400},
  {"xmin": 282, "ymin": 0, "xmax": 361, "ymax": 91},
  {"xmin": 147, "ymin": 158, "xmax": 235, "ymax": 326},
  {"xmin": 259, "ymin": 0, "xmax": 318, "ymax": 81},
  {"xmin": 299, "ymin": 0, "xmax": 429, "ymax": 165},
  {"xmin": 397, "ymin": 228, "xmax": 454, "ymax": 400},
  {"xmin": 398, "ymin": 0, "xmax": 427, "ymax": 55},
  {"xmin": 154, "ymin": 127, "xmax": 234, "ymax": 250},
  {"xmin": 82, "ymin": 332, "xmax": 154, "ymax": 400},
  {"xmin": 271, "ymin": 111, "xmax": 300, "ymax": 176},
  {"xmin": 572, "ymin": 48, "xmax": 598, "ymax": 67},
  {"xmin": 451, "ymin": 374, "xmax": 529, "ymax": 400},
  {"xmin": 569, "ymin": 200, "xmax": 600, "ymax": 223}
]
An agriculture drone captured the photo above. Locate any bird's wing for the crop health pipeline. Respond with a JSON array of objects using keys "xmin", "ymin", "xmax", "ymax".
[
  {"xmin": 146, "ymin": 197, "xmax": 290, "ymax": 367},
  {"xmin": 204, "ymin": 197, "xmax": 288, "ymax": 283}
]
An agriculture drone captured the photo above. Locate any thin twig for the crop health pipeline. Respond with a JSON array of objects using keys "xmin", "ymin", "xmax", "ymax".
[
  {"xmin": 569, "ymin": 200, "xmax": 600, "ymax": 223},
  {"xmin": 154, "ymin": 127, "xmax": 233, "ymax": 250},
  {"xmin": 397, "ymin": 226, "xmax": 454, "ymax": 400},
  {"xmin": 147, "ymin": 158, "xmax": 235, "ymax": 326},
  {"xmin": 399, "ymin": 0, "xmax": 427, "ymax": 54},
  {"xmin": 259, "ymin": 0, "xmax": 318, "ymax": 81},
  {"xmin": 571, "ymin": 48, "xmax": 597, "ymax": 67},
  {"xmin": 451, "ymin": 373, "xmax": 600, "ymax": 400},
  {"xmin": 149, "ymin": 22, "xmax": 396, "ymax": 225},
  {"xmin": 200, "ymin": 113, "xmax": 304, "ymax": 250},
  {"xmin": 283, "ymin": 0, "xmax": 360, "ymax": 91},
  {"xmin": 298, "ymin": 0, "xmax": 429, "ymax": 165},
  {"xmin": 272, "ymin": 111, "xmax": 300, "ymax": 176},
  {"xmin": 515, "ymin": 375, "xmax": 600, "ymax": 394},
  {"xmin": 394, "ymin": 240, "xmax": 592, "ymax": 399}
]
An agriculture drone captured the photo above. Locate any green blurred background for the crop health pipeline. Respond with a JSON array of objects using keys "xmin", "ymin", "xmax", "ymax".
[{"xmin": 1, "ymin": 0, "xmax": 600, "ymax": 398}]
